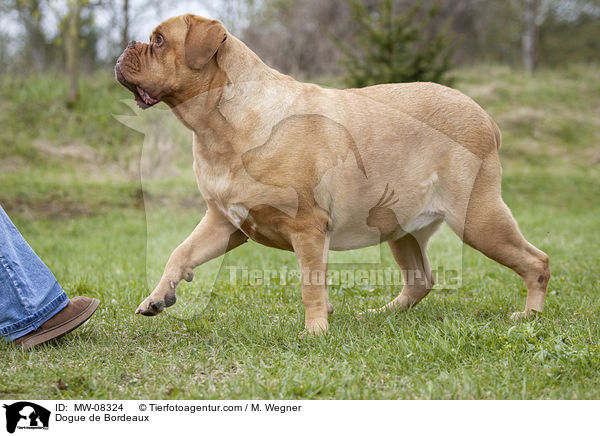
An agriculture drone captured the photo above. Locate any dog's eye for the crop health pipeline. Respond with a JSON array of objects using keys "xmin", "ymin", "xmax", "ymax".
[{"xmin": 154, "ymin": 35, "xmax": 164, "ymax": 47}]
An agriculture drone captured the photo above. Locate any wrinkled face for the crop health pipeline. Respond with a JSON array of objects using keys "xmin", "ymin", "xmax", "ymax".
[{"xmin": 115, "ymin": 14, "xmax": 227, "ymax": 109}]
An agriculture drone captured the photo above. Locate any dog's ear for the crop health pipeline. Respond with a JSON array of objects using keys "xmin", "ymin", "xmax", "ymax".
[{"xmin": 184, "ymin": 15, "xmax": 227, "ymax": 70}]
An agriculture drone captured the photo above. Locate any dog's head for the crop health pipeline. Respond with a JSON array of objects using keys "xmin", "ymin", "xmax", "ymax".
[{"xmin": 115, "ymin": 14, "xmax": 227, "ymax": 109}]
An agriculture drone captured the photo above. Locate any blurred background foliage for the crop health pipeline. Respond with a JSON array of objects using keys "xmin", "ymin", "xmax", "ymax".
[
  {"xmin": 241, "ymin": 0, "xmax": 600, "ymax": 78},
  {"xmin": 0, "ymin": 0, "xmax": 599, "ymax": 81},
  {"xmin": 335, "ymin": 0, "xmax": 455, "ymax": 87}
]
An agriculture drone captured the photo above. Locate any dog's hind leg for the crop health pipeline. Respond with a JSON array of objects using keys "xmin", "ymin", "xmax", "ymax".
[
  {"xmin": 446, "ymin": 156, "xmax": 550, "ymax": 318},
  {"xmin": 136, "ymin": 209, "xmax": 247, "ymax": 316},
  {"xmin": 369, "ymin": 221, "xmax": 442, "ymax": 313}
]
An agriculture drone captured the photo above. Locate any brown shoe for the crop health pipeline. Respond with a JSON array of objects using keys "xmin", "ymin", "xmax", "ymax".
[{"xmin": 13, "ymin": 296, "xmax": 100, "ymax": 349}]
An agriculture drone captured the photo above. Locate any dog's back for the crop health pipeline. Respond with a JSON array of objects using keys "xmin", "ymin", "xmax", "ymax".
[{"xmin": 346, "ymin": 81, "xmax": 501, "ymax": 159}]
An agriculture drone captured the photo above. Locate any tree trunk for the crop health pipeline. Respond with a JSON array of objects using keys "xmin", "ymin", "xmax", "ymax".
[
  {"xmin": 14, "ymin": 0, "xmax": 51, "ymax": 70},
  {"xmin": 522, "ymin": 0, "xmax": 538, "ymax": 72},
  {"xmin": 121, "ymin": 0, "xmax": 130, "ymax": 49},
  {"xmin": 66, "ymin": 0, "xmax": 82, "ymax": 107}
]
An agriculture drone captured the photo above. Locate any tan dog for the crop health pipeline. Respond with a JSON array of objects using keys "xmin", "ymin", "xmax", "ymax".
[{"xmin": 115, "ymin": 14, "xmax": 550, "ymax": 335}]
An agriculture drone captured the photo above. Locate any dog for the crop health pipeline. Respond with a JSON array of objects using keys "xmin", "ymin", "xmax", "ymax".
[{"xmin": 115, "ymin": 14, "xmax": 550, "ymax": 335}]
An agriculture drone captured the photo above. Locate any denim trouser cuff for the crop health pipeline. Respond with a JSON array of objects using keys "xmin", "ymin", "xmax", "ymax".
[
  {"xmin": 1, "ymin": 285, "xmax": 69, "ymax": 342},
  {"xmin": 0, "ymin": 204, "xmax": 71, "ymax": 342}
]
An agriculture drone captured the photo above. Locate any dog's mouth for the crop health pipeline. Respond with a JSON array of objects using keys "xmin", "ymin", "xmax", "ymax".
[
  {"xmin": 136, "ymin": 86, "xmax": 160, "ymax": 107},
  {"xmin": 115, "ymin": 63, "xmax": 161, "ymax": 109}
]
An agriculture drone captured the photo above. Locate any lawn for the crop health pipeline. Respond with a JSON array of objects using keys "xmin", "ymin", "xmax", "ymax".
[{"xmin": 0, "ymin": 66, "xmax": 599, "ymax": 399}]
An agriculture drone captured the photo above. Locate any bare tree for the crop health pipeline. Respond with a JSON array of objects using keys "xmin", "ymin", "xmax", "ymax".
[
  {"xmin": 66, "ymin": 0, "xmax": 82, "ymax": 106},
  {"xmin": 523, "ymin": 0, "xmax": 539, "ymax": 71},
  {"xmin": 121, "ymin": 0, "xmax": 130, "ymax": 48},
  {"xmin": 11, "ymin": 0, "xmax": 55, "ymax": 70},
  {"xmin": 241, "ymin": 0, "xmax": 354, "ymax": 78}
]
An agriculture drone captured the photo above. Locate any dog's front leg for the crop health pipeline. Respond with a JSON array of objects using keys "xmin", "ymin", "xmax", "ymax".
[
  {"xmin": 292, "ymin": 230, "xmax": 331, "ymax": 336},
  {"xmin": 136, "ymin": 209, "xmax": 247, "ymax": 316}
]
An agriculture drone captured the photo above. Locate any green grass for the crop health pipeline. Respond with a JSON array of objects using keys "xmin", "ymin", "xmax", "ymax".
[{"xmin": 0, "ymin": 66, "xmax": 599, "ymax": 399}]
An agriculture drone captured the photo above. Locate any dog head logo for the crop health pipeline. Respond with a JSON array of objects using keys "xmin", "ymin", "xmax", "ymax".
[{"xmin": 2, "ymin": 402, "xmax": 50, "ymax": 434}]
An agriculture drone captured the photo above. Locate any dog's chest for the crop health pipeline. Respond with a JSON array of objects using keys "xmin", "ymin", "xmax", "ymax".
[
  {"xmin": 193, "ymin": 156, "xmax": 275, "ymax": 223},
  {"xmin": 194, "ymin": 158, "xmax": 237, "ymax": 208}
]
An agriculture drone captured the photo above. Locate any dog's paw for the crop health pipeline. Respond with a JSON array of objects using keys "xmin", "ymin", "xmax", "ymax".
[
  {"xmin": 510, "ymin": 310, "xmax": 537, "ymax": 320},
  {"xmin": 299, "ymin": 318, "xmax": 329, "ymax": 339},
  {"xmin": 135, "ymin": 291, "xmax": 177, "ymax": 316},
  {"xmin": 183, "ymin": 270, "xmax": 194, "ymax": 282}
]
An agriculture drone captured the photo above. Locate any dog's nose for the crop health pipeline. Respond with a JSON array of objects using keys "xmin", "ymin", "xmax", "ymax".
[{"xmin": 127, "ymin": 40, "xmax": 137, "ymax": 49}]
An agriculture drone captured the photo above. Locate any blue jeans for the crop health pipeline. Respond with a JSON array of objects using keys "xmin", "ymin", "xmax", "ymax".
[{"xmin": 0, "ymin": 205, "xmax": 69, "ymax": 342}]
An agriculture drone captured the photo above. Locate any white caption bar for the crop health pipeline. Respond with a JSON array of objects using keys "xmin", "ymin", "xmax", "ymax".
[{"xmin": 1, "ymin": 400, "xmax": 597, "ymax": 435}]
